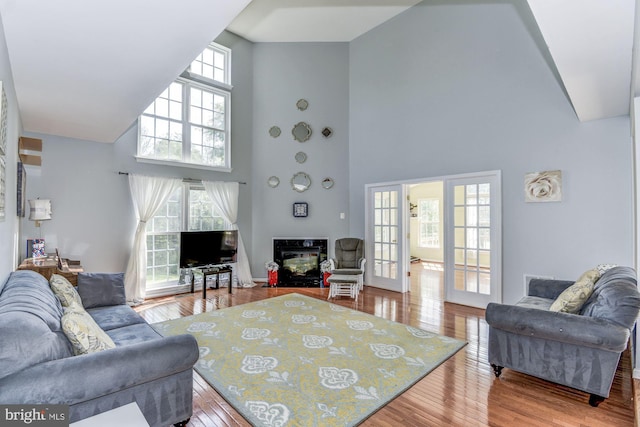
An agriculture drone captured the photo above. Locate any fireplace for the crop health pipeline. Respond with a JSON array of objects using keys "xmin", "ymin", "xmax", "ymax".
[{"xmin": 273, "ymin": 238, "xmax": 328, "ymax": 287}]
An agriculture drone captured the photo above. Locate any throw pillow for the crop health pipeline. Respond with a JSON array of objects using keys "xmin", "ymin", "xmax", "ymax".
[
  {"xmin": 61, "ymin": 302, "xmax": 116, "ymax": 355},
  {"xmin": 596, "ymin": 263, "xmax": 618, "ymax": 275},
  {"xmin": 77, "ymin": 272, "xmax": 126, "ymax": 309},
  {"xmin": 549, "ymin": 269, "xmax": 601, "ymax": 313},
  {"xmin": 50, "ymin": 274, "xmax": 83, "ymax": 307}
]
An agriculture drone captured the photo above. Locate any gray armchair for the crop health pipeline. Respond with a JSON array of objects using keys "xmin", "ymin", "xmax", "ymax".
[
  {"xmin": 330, "ymin": 238, "xmax": 366, "ymax": 290},
  {"xmin": 485, "ymin": 266, "xmax": 640, "ymax": 406}
]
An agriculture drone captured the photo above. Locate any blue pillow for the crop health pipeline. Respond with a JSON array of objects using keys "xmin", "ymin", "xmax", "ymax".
[{"xmin": 77, "ymin": 273, "xmax": 126, "ymax": 308}]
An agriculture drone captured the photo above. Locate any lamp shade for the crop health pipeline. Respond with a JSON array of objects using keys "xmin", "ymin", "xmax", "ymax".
[{"xmin": 28, "ymin": 199, "xmax": 52, "ymax": 221}]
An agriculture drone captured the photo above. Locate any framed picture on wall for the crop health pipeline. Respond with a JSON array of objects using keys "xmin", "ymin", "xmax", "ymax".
[
  {"xmin": 17, "ymin": 161, "xmax": 26, "ymax": 217},
  {"xmin": 293, "ymin": 202, "xmax": 308, "ymax": 218}
]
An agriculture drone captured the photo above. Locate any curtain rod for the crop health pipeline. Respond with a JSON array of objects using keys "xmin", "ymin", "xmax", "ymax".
[{"xmin": 118, "ymin": 171, "xmax": 246, "ymax": 185}]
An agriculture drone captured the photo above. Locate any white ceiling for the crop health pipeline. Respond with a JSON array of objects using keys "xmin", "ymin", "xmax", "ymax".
[
  {"xmin": 0, "ymin": 0, "xmax": 637, "ymax": 143},
  {"xmin": 0, "ymin": 0, "xmax": 252, "ymax": 143},
  {"xmin": 226, "ymin": 0, "xmax": 422, "ymax": 43}
]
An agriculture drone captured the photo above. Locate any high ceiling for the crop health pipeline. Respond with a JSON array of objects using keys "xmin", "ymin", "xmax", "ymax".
[{"xmin": 0, "ymin": 0, "xmax": 637, "ymax": 143}]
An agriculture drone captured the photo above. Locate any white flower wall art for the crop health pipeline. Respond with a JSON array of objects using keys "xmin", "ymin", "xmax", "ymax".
[{"xmin": 524, "ymin": 170, "xmax": 562, "ymax": 202}]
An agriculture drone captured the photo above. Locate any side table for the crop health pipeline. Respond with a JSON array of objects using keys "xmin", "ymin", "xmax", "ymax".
[
  {"xmin": 17, "ymin": 256, "xmax": 84, "ymax": 285},
  {"xmin": 190, "ymin": 265, "xmax": 233, "ymax": 299}
]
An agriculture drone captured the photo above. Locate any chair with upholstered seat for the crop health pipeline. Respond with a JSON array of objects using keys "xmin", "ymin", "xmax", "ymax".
[{"xmin": 329, "ymin": 238, "xmax": 366, "ymax": 292}]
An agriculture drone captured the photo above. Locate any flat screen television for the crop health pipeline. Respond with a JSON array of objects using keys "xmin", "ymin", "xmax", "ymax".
[{"xmin": 179, "ymin": 230, "xmax": 238, "ymax": 268}]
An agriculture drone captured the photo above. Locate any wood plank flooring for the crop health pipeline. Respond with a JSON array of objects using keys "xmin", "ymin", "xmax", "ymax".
[{"xmin": 135, "ymin": 262, "xmax": 635, "ymax": 426}]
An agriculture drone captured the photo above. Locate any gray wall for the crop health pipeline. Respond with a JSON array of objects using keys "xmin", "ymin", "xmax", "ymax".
[
  {"xmin": 250, "ymin": 43, "xmax": 350, "ymax": 276},
  {"xmin": 0, "ymin": 14, "xmax": 22, "ymax": 284},
  {"xmin": 348, "ymin": 0, "xmax": 634, "ymax": 303},
  {"xmin": 5, "ymin": 1, "xmax": 636, "ymax": 307},
  {"xmin": 20, "ymin": 31, "xmax": 255, "ymax": 273}
]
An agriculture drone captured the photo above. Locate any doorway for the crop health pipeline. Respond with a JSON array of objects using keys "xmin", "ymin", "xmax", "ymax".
[{"xmin": 366, "ymin": 170, "xmax": 502, "ymax": 309}]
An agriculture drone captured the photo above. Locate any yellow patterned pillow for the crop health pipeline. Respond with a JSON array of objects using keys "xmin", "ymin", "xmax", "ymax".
[
  {"xmin": 61, "ymin": 302, "xmax": 115, "ymax": 355},
  {"xmin": 50, "ymin": 274, "xmax": 82, "ymax": 307},
  {"xmin": 549, "ymin": 269, "xmax": 601, "ymax": 313}
]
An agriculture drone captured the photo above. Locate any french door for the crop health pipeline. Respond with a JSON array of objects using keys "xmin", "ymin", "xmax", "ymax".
[
  {"xmin": 365, "ymin": 184, "xmax": 408, "ymax": 293},
  {"xmin": 444, "ymin": 172, "xmax": 502, "ymax": 308}
]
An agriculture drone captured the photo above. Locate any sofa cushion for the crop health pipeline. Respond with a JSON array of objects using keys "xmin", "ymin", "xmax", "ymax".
[
  {"xmin": 549, "ymin": 269, "xmax": 600, "ymax": 313},
  {"xmin": 0, "ymin": 311, "xmax": 73, "ymax": 380},
  {"xmin": 0, "ymin": 270, "xmax": 64, "ymax": 331},
  {"xmin": 580, "ymin": 266, "xmax": 640, "ymax": 328},
  {"xmin": 86, "ymin": 305, "xmax": 147, "ymax": 331},
  {"xmin": 0, "ymin": 270, "xmax": 73, "ymax": 379},
  {"xmin": 77, "ymin": 273, "xmax": 126, "ymax": 309},
  {"xmin": 61, "ymin": 302, "xmax": 116, "ymax": 355},
  {"xmin": 50, "ymin": 274, "xmax": 82, "ymax": 307},
  {"xmin": 106, "ymin": 323, "xmax": 162, "ymax": 346}
]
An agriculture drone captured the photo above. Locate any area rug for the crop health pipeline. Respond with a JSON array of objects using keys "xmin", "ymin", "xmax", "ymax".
[{"xmin": 152, "ymin": 293, "xmax": 466, "ymax": 427}]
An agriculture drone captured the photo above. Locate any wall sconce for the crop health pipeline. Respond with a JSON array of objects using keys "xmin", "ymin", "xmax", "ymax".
[{"xmin": 28, "ymin": 199, "xmax": 52, "ymax": 227}]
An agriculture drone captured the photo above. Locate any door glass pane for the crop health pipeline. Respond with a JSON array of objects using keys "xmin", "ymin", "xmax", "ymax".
[
  {"xmin": 390, "ymin": 227, "xmax": 397, "ymax": 244},
  {"xmin": 455, "ymin": 227, "xmax": 465, "ymax": 247},
  {"xmin": 466, "ymin": 206, "xmax": 477, "ymax": 226},
  {"xmin": 479, "ymin": 206, "xmax": 490, "ymax": 227},
  {"xmin": 479, "ymin": 228, "xmax": 490, "ymax": 249},
  {"xmin": 454, "ymin": 248, "xmax": 464, "ymax": 265},
  {"xmin": 390, "ymin": 191, "xmax": 398, "ymax": 208},
  {"xmin": 455, "ymin": 269, "xmax": 465, "ymax": 290},
  {"xmin": 466, "ymin": 228, "xmax": 477, "ymax": 249},
  {"xmin": 454, "ymin": 185, "xmax": 465, "ymax": 205},
  {"xmin": 466, "ymin": 185, "xmax": 477, "ymax": 205},
  {"xmin": 466, "ymin": 271, "xmax": 478, "ymax": 292},
  {"xmin": 479, "ymin": 183, "xmax": 490, "ymax": 204},
  {"xmin": 479, "ymin": 273, "xmax": 491, "ymax": 295},
  {"xmin": 466, "ymin": 249, "xmax": 478, "ymax": 267},
  {"xmin": 389, "ymin": 208, "xmax": 398, "ymax": 225},
  {"xmin": 454, "ymin": 207, "xmax": 465, "ymax": 226}
]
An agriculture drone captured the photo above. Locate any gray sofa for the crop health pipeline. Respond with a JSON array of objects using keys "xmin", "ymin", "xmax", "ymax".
[
  {"xmin": 0, "ymin": 269, "xmax": 199, "ymax": 426},
  {"xmin": 486, "ymin": 266, "xmax": 640, "ymax": 406}
]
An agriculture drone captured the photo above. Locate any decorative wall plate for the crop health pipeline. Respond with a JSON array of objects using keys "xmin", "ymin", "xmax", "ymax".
[
  {"xmin": 291, "ymin": 172, "xmax": 311, "ymax": 192},
  {"xmin": 292, "ymin": 122, "xmax": 312, "ymax": 142},
  {"xmin": 321, "ymin": 127, "xmax": 333, "ymax": 138},
  {"xmin": 293, "ymin": 202, "xmax": 308, "ymax": 217},
  {"xmin": 321, "ymin": 177, "xmax": 334, "ymax": 189},
  {"xmin": 269, "ymin": 126, "xmax": 281, "ymax": 138},
  {"xmin": 296, "ymin": 99, "xmax": 309, "ymax": 111},
  {"xmin": 267, "ymin": 176, "xmax": 280, "ymax": 188},
  {"xmin": 295, "ymin": 151, "xmax": 307, "ymax": 164}
]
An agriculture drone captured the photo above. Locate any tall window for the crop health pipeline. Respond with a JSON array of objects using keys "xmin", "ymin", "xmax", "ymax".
[
  {"xmin": 419, "ymin": 199, "xmax": 440, "ymax": 248},
  {"xmin": 138, "ymin": 42, "xmax": 231, "ymax": 171},
  {"xmin": 146, "ymin": 184, "xmax": 228, "ymax": 289}
]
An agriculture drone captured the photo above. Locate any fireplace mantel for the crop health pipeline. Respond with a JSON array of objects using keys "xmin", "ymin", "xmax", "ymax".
[{"xmin": 273, "ymin": 238, "xmax": 328, "ymax": 287}]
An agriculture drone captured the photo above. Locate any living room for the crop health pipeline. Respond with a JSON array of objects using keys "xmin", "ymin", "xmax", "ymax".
[{"xmin": 0, "ymin": 0, "xmax": 639, "ymax": 425}]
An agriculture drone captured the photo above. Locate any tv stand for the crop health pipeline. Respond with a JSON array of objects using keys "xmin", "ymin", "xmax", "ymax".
[{"xmin": 189, "ymin": 264, "xmax": 233, "ymax": 299}]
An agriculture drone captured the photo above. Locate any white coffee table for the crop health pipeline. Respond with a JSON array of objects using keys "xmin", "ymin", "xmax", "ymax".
[{"xmin": 70, "ymin": 402, "xmax": 149, "ymax": 427}]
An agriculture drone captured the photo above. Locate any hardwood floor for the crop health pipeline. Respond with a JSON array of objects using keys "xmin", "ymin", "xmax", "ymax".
[{"xmin": 135, "ymin": 262, "xmax": 635, "ymax": 426}]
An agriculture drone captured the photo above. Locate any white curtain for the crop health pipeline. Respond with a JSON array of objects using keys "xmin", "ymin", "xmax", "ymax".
[
  {"xmin": 124, "ymin": 174, "xmax": 182, "ymax": 304},
  {"xmin": 202, "ymin": 181, "xmax": 254, "ymax": 287}
]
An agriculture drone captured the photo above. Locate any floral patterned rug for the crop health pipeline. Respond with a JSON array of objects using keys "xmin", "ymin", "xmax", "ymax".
[{"xmin": 152, "ymin": 293, "xmax": 466, "ymax": 427}]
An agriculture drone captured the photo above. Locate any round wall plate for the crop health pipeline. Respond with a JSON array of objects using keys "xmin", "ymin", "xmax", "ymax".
[
  {"xmin": 295, "ymin": 151, "xmax": 307, "ymax": 164},
  {"xmin": 269, "ymin": 126, "xmax": 281, "ymax": 138},
  {"xmin": 296, "ymin": 99, "xmax": 309, "ymax": 111},
  {"xmin": 267, "ymin": 176, "xmax": 280, "ymax": 188},
  {"xmin": 292, "ymin": 122, "xmax": 312, "ymax": 142}
]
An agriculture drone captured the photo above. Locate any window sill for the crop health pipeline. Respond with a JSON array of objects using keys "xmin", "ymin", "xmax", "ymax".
[{"xmin": 135, "ymin": 156, "xmax": 232, "ymax": 173}]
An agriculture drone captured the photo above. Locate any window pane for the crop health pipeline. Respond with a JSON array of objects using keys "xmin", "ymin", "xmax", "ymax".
[{"xmin": 138, "ymin": 44, "xmax": 230, "ymax": 168}]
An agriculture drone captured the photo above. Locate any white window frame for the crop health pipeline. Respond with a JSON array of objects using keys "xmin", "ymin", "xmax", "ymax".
[
  {"xmin": 137, "ymin": 42, "xmax": 232, "ymax": 172},
  {"xmin": 145, "ymin": 183, "xmax": 230, "ymax": 296}
]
